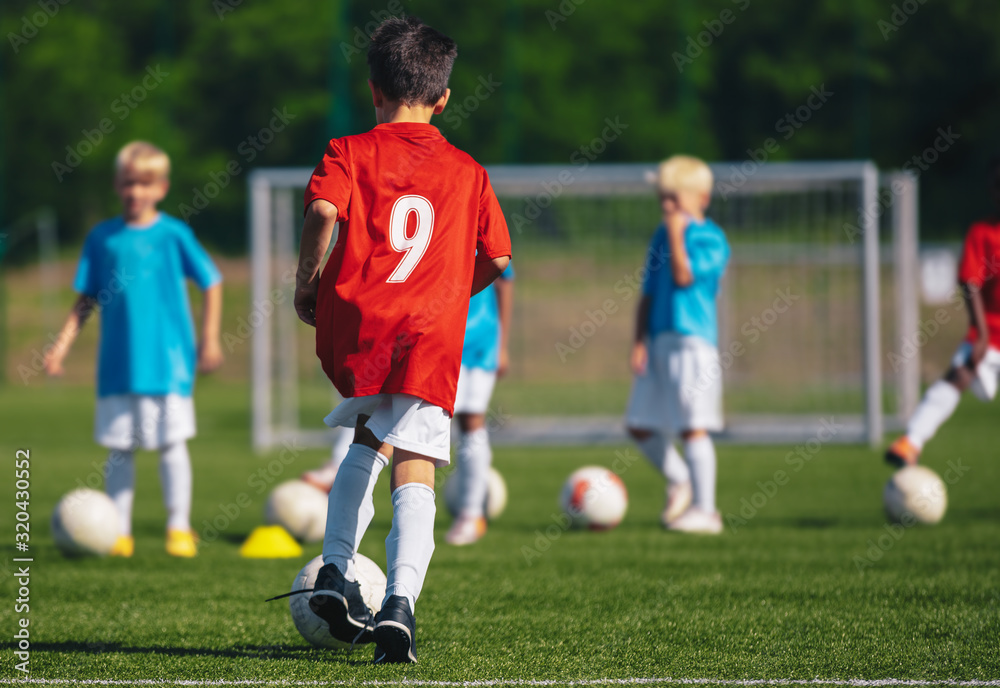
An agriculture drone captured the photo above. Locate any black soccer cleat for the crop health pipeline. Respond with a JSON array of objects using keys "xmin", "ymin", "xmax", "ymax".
[
  {"xmin": 373, "ymin": 595, "xmax": 417, "ymax": 664},
  {"xmin": 308, "ymin": 563, "xmax": 375, "ymax": 645}
]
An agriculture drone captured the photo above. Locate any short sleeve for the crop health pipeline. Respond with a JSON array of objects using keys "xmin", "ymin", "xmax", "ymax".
[
  {"xmin": 475, "ymin": 171, "xmax": 512, "ymax": 262},
  {"xmin": 641, "ymin": 228, "xmax": 666, "ymax": 296},
  {"xmin": 177, "ymin": 225, "xmax": 222, "ymax": 290},
  {"xmin": 304, "ymin": 138, "xmax": 352, "ymax": 221},
  {"xmin": 73, "ymin": 232, "xmax": 99, "ymax": 297},
  {"xmin": 958, "ymin": 223, "xmax": 985, "ymax": 286}
]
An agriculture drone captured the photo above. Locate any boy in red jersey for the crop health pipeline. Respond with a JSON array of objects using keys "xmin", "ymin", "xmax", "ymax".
[
  {"xmin": 886, "ymin": 156, "xmax": 1000, "ymax": 466},
  {"xmin": 294, "ymin": 17, "xmax": 511, "ymax": 664}
]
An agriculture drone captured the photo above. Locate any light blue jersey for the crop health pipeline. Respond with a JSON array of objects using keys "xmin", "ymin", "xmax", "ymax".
[
  {"xmin": 461, "ymin": 263, "xmax": 514, "ymax": 370},
  {"xmin": 642, "ymin": 217, "xmax": 729, "ymax": 346},
  {"xmin": 73, "ymin": 213, "xmax": 222, "ymax": 398}
]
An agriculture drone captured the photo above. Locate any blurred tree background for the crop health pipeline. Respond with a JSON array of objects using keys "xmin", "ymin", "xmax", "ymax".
[{"xmin": 1, "ymin": 0, "xmax": 998, "ymax": 256}]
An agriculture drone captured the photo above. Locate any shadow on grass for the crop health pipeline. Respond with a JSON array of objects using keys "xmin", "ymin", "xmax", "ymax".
[{"xmin": 0, "ymin": 640, "xmax": 372, "ymax": 665}]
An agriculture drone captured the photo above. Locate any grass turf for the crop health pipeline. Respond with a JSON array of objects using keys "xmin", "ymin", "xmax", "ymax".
[{"xmin": 1, "ymin": 379, "xmax": 998, "ymax": 684}]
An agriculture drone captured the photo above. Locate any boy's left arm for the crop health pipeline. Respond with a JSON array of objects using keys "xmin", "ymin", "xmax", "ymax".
[{"xmin": 197, "ymin": 282, "xmax": 224, "ymax": 372}]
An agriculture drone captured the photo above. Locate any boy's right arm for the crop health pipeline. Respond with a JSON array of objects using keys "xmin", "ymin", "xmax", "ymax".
[
  {"xmin": 295, "ymin": 199, "xmax": 340, "ymax": 327},
  {"xmin": 630, "ymin": 294, "xmax": 652, "ymax": 375},
  {"xmin": 666, "ymin": 213, "xmax": 693, "ymax": 287},
  {"xmin": 44, "ymin": 295, "xmax": 97, "ymax": 376}
]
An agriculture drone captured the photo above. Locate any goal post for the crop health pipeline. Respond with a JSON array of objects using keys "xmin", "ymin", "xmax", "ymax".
[{"xmin": 248, "ymin": 162, "xmax": 919, "ymax": 452}]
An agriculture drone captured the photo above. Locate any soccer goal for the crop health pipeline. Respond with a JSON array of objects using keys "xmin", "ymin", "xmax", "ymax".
[{"xmin": 248, "ymin": 162, "xmax": 918, "ymax": 451}]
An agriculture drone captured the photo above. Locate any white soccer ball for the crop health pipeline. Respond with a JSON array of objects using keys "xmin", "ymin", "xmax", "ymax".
[
  {"xmin": 560, "ymin": 466, "xmax": 628, "ymax": 531},
  {"xmin": 883, "ymin": 465, "xmax": 948, "ymax": 525},
  {"xmin": 289, "ymin": 554, "xmax": 387, "ymax": 649},
  {"xmin": 51, "ymin": 488, "xmax": 122, "ymax": 557},
  {"xmin": 443, "ymin": 466, "xmax": 508, "ymax": 520},
  {"xmin": 264, "ymin": 480, "xmax": 328, "ymax": 543}
]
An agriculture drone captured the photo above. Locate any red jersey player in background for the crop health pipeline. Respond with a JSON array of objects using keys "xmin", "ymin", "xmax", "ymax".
[
  {"xmin": 293, "ymin": 17, "xmax": 510, "ymax": 664},
  {"xmin": 886, "ymin": 155, "xmax": 1000, "ymax": 466}
]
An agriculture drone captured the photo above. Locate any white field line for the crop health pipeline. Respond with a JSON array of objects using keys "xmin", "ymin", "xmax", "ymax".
[{"xmin": 2, "ymin": 679, "xmax": 999, "ymax": 687}]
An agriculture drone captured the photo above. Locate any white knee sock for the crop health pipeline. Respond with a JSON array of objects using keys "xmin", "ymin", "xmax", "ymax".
[
  {"xmin": 384, "ymin": 483, "xmax": 436, "ymax": 613},
  {"xmin": 455, "ymin": 428, "xmax": 491, "ymax": 518},
  {"xmin": 105, "ymin": 449, "xmax": 135, "ymax": 536},
  {"xmin": 684, "ymin": 435, "xmax": 717, "ymax": 512},
  {"xmin": 322, "ymin": 444, "xmax": 389, "ymax": 580},
  {"xmin": 159, "ymin": 442, "xmax": 193, "ymax": 532},
  {"xmin": 906, "ymin": 379, "xmax": 961, "ymax": 450},
  {"xmin": 635, "ymin": 432, "xmax": 690, "ymax": 484}
]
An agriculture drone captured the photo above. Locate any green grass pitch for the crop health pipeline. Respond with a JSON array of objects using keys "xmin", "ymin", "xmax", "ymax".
[{"xmin": 1, "ymin": 379, "xmax": 998, "ymax": 685}]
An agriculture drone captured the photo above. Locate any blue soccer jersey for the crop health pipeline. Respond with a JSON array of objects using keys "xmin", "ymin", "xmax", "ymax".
[
  {"xmin": 642, "ymin": 217, "xmax": 729, "ymax": 345},
  {"xmin": 461, "ymin": 263, "xmax": 514, "ymax": 370},
  {"xmin": 73, "ymin": 213, "xmax": 222, "ymax": 397}
]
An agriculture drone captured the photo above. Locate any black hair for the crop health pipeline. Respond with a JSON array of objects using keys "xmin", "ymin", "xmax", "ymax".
[{"xmin": 367, "ymin": 17, "xmax": 457, "ymax": 107}]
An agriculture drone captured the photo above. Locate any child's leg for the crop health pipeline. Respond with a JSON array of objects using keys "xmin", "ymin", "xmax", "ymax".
[
  {"xmin": 322, "ymin": 417, "xmax": 389, "ymax": 580},
  {"xmin": 628, "ymin": 428, "xmax": 690, "ymax": 485},
  {"xmin": 384, "ymin": 451, "xmax": 437, "ymax": 613},
  {"xmin": 301, "ymin": 427, "xmax": 354, "ymax": 492},
  {"xmin": 159, "ymin": 441, "xmax": 193, "ymax": 532},
  {"xmin": 104, "ymin": 449, "xmax": 135, "ymax": 535},
  {"xmin": 454, "ymin": 414, "xmax": 491, "ymax": 519},
  {"xmin": 682, "ymin": 429, "xmax": 716, "ymax": 513},
  {"xmin": 905, "ymin": 378, "xmax": 962, "ymax": 449}
]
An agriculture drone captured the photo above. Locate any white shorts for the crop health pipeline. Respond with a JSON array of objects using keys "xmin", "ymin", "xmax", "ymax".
[
  {"xmin": 453, "ymin": 366, "xmax": 497, "ymax": 415},
  {"xmin": 625, "ymin": 333, "xmax": 723, "ymax": 435},
  {"xmin": 324, "ymin": 394, "xmax": 452, "ymax": 466},
  {"xmin": 96, "ymin": 394, "xmax": 195, "ymax": 451},
  {"xmin": 951, "ymin": 342, "xmax": 1000, "ymax": 401}
]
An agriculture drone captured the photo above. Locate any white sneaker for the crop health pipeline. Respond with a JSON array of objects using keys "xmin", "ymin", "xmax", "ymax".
[
  {"xmin": 445, "ymin": 515, "xmax": 487, "ymax": 546},
  {"xmin": 300, "ymin": 465, "xmax": 338, "ymax": 493},
  {"xmin": 666, "ymin": 507, "xmax": 722, "ymax": 535},
  {"xmin": 662, "ymin": 481, "xmax": 692, "ymax": 527}
]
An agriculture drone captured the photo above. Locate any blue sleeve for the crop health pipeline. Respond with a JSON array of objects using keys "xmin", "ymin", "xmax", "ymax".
[
  {"xmin": 177, "ymin": 225, "xmax": 222, "ymax": 290},
  {"xmin": 72, "ymin": 232, "xmax": 98, "ymax": 297},
  {"xmin": 641, "ymin": 228, "xmax": 666, "ymax": 296},
  {"xmin": 686, "ymin": 225, "xmax": 729, "ymax": 280}
]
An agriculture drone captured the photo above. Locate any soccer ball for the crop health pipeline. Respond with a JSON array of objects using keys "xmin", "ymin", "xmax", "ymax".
[
  {"xmin": 560, "ymin": 466, "xmax": 628, "ymax": 530},
  {"xmin": 883, "ymin": 465, "xmax": 948, "ymax": 525},
  {"xmin": 264, "ymin": 480, "xmax": 328, "ymax": 542},
  {"xmin": 443, "ymin": 466, "xmax": 508, "ymax": 520},
  {"xmin": 51, "ymin": 488, "xmax": 122, "ymax": 557},
  {"xmin": 288, "ymin": 554, "xmax": 387, "ymax": 649}
]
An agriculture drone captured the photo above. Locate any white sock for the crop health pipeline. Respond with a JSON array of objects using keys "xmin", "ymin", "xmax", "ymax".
[
  {"xmin": 328, "ymin": 428, "xmax": 353, "ymax": 476},
  {"xmin": 635, "ymin": 432, "xmax": 690, "ymax": 484},
  {"xmin": 159, "ymin": 442, "xmax": 193, "ymax": 532},
  {"xmin": 907, "ymin": 379, "xmax": 961, "ymax": 450},
  {"xmin": 104, "ymin": 449, "xmax": 135, "ymax": 536},
  {"xmin": 322, "ymin": 444, "xmax": 389, "ymax": 580},
  {"xmin": 384, "ymin": 483, "xmax": 436, "ymax": 613},
  {"xmin": 684, "ymin": 435, "xmax": 717, "ymax": 513},
  {"xmin": 455, "ymin": 428, "xmax": 491, "ymax": 518}
]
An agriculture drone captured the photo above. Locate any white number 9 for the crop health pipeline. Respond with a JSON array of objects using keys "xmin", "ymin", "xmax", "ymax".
[{"xmin": 386, "ymin": 195, "xmax": 435, "ymax": 283}]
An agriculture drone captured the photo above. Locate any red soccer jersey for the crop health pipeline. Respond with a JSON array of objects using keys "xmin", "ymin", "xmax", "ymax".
[
  {"xmin": 304, "ymin": 122, "xmax": 511, "ymax": 414},
  {"xmin": 957, "ymin": 219, "xmax": 1000, "ymax": 348}
]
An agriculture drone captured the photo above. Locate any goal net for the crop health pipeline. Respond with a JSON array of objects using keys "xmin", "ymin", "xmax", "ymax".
[{"xmin": 248, "ymin": 162, "xmax": 918, "ymax": 451}]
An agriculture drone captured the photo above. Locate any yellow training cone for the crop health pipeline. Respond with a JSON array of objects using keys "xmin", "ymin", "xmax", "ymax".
[{"xmin": 239, "ymin": 525, "xmax": 303, "ymax": 558}]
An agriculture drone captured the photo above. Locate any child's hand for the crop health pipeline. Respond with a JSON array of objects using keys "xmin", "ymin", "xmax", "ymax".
[
  {"xmin": 294, "ymin": 282, "xmax": 319, "ymax": 327},
  {"xmin": 497, "ymin": 347, "xmax": 510, "ymax": 378},
  {"xmin": 630, "ymin": 341, "xmax": 648, "ymax": 376},
  {"xmin": 198, "ymin": 338, "xmax": 224, "ymax": 373},
  {"xmin": 43, "ymin": 349, "xmax": 65, "ymax": 377}
]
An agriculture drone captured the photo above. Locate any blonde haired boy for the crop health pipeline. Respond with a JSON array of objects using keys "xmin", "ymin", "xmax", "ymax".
[
  {"xmin": 46, "ymin": 141, "xmax": 223, "ymax": 557},
  {"xmin": 626, "ymin": 155, "xmax": 730, "ymax": 534}
]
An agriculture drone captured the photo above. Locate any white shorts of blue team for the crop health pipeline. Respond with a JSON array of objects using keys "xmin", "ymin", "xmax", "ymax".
[
  {"xmin": 625, "ymin": 332, "xmax": 723, "ymax": 435},
  {"xmin": 454, "ymin": 365, "xmax": 497, "ymax": 415},
  {"xmin": 324, "ymin": 394, "xmax": 452, "ymax": 467},
  {"xmin": 951, "ymin": 341, "xmax": 1000, "ymax": 401},
  {"xmin": 96, "ymin": 394, "xmax": 196, "ymax": 451}
]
